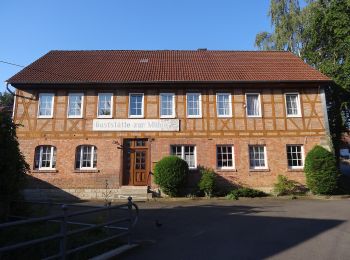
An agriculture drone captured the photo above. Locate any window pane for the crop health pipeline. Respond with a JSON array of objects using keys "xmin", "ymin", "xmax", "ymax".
[
  {"xmin": 35, "ymin": 145, "xmax": 56, "ymax": 169},
  {"xmin": 217, "ymin": 94, "xmax": 231, "ymax": 116},
  {"xmin": 98, "ymin": 93, "xmax": 112, "ymax": 116},
  {"xmin": 160, "ymin": 94, "xmax": 174, "ymax": 116},
  {"xmin": 287, "ymin": 145, "xmax": 303, "ymax": 167},
  {"xmin": 187, "ymin": 94, "xmax": 201, "ymax": 116},
  {"xmin": 286, "ymin": 94, "xmax": 299, "ymax": 115},
  {"xmin": 217, "ymin": 145, "xmax": 233, "ymax": 168},
  {"xmin": 246, "ymin": 94, "xmax": 260, "ymax": 116},
  {"xmin": 39, "ymin": 94, "xmax": 53, "ymax": 116},
  {"xmin": 68, "ymin": 94, "xmax": 83, "ymax": 117},
  {"xmin": 130, "ymin": 94, "xmax": 143, "ymax": 116},
  {"xmin": 249, "ymin": 146, "xmax": 266, "ymax": 169}
]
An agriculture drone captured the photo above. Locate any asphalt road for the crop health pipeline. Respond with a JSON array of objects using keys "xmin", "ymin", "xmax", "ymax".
[{"xmin": 122, "ymin": 198, "xmax": 350, "ymax": 260}]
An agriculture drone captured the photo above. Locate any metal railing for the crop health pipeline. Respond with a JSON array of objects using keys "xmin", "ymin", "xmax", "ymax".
[{"xmin": 0, "ymin": 197, "xmax": 139, "ymax": 259}]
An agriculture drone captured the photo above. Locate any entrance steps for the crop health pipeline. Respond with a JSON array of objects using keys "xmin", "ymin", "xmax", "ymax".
[{"xmin": 115, "ymin": 186, "xmax": 150, "ymax": 200}]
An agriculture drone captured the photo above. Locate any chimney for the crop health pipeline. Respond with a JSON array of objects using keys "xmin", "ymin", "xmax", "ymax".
[{"xmin": 197, "ymin": 48, "xmax": 207, "ymax": 51}]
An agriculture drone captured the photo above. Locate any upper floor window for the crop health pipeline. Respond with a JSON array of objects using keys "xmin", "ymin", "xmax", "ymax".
[
  {"xmin": 68, "ymin": 93, "xmax": 84, "ymax": 118},
  {"xmin": 217, "ymin": 145, "xmax": 235, "ymax": 169},
  {"xmin": 187, "ymin": 93, "xmax": 202, "ymax": 118},
  {"xmin": 38, "ymin": 93, "xmax": 54, "ymax": 118},
  {"xmin": 249, "ymin": 145, "xmax": 267, "ymax": 170},
  {"xmin": 98, "ymin": 93, "xmax": 113, "ymax": 118},
  {"xmin": 246, "ymin": 93, "xmax": 261, "ymax": 117},
  {"xmin": 216, "ymin": 93, "xmax": 232, "ymax": 117},
  {"xmin": 171, "ymin": 145, "xmax": 196, "ymax": 169},
  {"xmin": 75, "ymin": 145, "xmax": 97, "ymax": 170},
  {"xmin": 34, "ymin": 145, "xmax": 56, "ymax": 170},
  {"xmin": 129, "ymin": 93, "xmax": 144, "ymax": 118},
  {"xmin": 287, "ymin": 145, "xmax": 304, "ymax": 169},
  {"xmin": 285, "ymin": 93, "xmax": 301, "ymax": 117},
  {"xmin": 160, "ymin": 93, "xmax": 175, "ymax": 118}
]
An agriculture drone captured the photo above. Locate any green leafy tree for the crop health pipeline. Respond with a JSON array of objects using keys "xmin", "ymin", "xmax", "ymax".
[
  {"xmin": 255, "ymin": 0, "xmax": 302, "ymax": 54},
  {"xmin": 0, "ymin": 91, "xmax": 14, "ymax": 108},
  {"xmin": 0, "ymin": 112, "xmax": 29, "ymax": 221}
]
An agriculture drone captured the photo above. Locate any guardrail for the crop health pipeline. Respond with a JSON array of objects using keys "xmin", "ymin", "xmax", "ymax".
[{"xmin": 0, "ymin": 197, "xmax": 139, "ymax": 259}]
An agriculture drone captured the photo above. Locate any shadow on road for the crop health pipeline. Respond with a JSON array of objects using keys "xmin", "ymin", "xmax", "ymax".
[{"xmin": 123, "ymin": 203, "xmax": 343, "ymax": 259}]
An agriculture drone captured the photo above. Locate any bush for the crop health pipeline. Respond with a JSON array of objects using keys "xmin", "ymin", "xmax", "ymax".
[
  {"xmin": 273, "ymin": 175, "xmax": 304, "ymax": 196},
  {"xmin": 304, "ymin": 145, "xmax": 340, "ymax": 195},
  {"xmin": 0, "ymin": 113, "xmax": 29, "ymax": 221},
  {"xmin": 226, "ymin": 187, "xmax": 268, "ymax": 200},
  {"xmin": 154, "ymin": 156, "xmax": 189, "ymax": 197},
  {"xmin": 198, "ymin": 167, "xmax": 216, "ymax": 197}
]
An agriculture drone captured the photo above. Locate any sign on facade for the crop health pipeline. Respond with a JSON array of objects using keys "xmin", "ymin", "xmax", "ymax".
[{"xmin": 93, "ymin": 119, "xmax": 180, "ymax": 132}]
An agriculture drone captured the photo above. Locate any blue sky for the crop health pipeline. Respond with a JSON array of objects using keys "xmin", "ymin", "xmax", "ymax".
[{"xmin": 0, "ymin": 0, "xmax": 276, "ymax": 92}]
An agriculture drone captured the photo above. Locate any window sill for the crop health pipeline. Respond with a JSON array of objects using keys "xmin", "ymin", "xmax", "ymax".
[
  {"xmin": 216, "ymin": 168, "xmax": 237, "ymax": 172},
  {"xmin": 128, "ymin": 116, "xmax": 144, "ymax": 119},
  {"xmin": 187, "ymin": 116, "xmax": 202, "ymax": 119},
  {"xmin": 97, "ymin": 116, "xmax": 113, "ymax": 119},
  {"xmin": 217, "ymin": 115, "xmax": 232, "ymax": 118},
  {"xmin": 37, "ymin": 116, "xmax": 53, "ymax": 119},
  {"xmin": 247, "ymin": 116, "xmax": 262, "ymax": 118},
  {"xmin": 287, "ymin": 168, "xmax": 304, "ymax": 172},
  {"xmin": 160, "ymin": 116, "xmax": 176, "ymax": 119},
  {"xmin": 74, "ymin": 169, "xmax": 99, "ymax": 173},
  {"xmin": 249, "ymin": 168, "xmax": 270, "ymax": 172},
  {"xmin": 68, "ymin": 116, "xmax": 83, "ymax": 119},
  {"xmin": 32, "ymin": 169, "xmax": 58, "ymax": 173},
  {"xmin": 286, "ymin": 115, "xmax": 302, "ymax": 118}
]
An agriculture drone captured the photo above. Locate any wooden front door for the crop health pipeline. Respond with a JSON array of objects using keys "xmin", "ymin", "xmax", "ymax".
[{"xmin": 123, "ymin": 139, "xmax": 149, "ymax": 186}]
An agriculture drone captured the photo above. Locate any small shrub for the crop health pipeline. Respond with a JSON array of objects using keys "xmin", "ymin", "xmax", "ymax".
[
  {"xmin": 226, "ymin": 187, "xmax": 268, "ymax": 200},
  {"xmin": 198, "ymin": 167, "xmax": 216, "ymax": 198},
  {"xmin": 154, "ymin": 156, "xmax": 189, "ymax": 197},
  {"xmin": 304, "ymin": 145, "xmax": 340, "ymax": 195},
  {"xmin": 273, "ymin": 175, "xmax": 302, "ymax": 196}
]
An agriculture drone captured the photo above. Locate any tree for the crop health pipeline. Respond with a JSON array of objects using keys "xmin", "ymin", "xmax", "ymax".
[
  {"xmin": 0, "ymin": 112, "xmax": 29, "ymax": 221},
  {"xmin": 0, "ymin": 91, "xmax": 14, "ymax": 108},
  {"xmin": 255, "ymin": 0, "xmax": 303, "ymax": 54}
]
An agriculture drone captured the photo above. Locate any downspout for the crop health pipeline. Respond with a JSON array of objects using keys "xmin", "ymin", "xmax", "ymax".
[{"xmin": 6, "ymin": 82, "xmax": 16, "ymax": 119}]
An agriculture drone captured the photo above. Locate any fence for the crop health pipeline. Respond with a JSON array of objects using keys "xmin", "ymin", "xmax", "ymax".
[{"xmin": 0, "ymin": 197, "xmax": 139, "ymax": 259}]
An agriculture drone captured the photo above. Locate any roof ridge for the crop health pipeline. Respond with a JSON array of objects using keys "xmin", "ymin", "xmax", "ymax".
[{"xmin": 49, "ymin": 49, "xmax": 290, "ymax": 53}]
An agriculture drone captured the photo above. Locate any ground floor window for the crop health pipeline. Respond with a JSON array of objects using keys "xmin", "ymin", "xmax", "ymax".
[
  {"xmin": 217, "ymin": 145, "xmax": 235, "ymax": 169},
  {"xmin": 171, "ymin": 145, "xmax": 196, "ymax": 169},
  {"xmin": 249, "ymin": 145, "xmax": 267, "ymax": 169},
  {"xmin": 287, "ymin": 145, "xmax": 304, "ymax": 168},
  {"xmin": 75, "ymin": 145, "xmax": 97, "ymax": 169},
  {"xmin": 34, "ymin": 145, "xmax": 56, "ymax": 170}
]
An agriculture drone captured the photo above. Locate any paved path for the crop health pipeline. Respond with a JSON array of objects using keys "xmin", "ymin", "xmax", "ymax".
[{"xmin": 121, "ymin": 198, "xmax": 350, "ymax": 260}]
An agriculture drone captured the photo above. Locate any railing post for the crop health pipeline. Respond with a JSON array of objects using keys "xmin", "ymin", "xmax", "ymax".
[
  {"xmin": 127, "ymin": 197, "xmax": 133, "ymax": 245},
  {"xmin": 59, "ymin": 205, "xmax": 68, "ymax": 260}
]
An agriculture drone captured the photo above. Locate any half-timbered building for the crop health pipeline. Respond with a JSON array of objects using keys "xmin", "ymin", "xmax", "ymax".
[{"xmin": 7, "ymin": 50, "xmax": 332, "ymax": 199}]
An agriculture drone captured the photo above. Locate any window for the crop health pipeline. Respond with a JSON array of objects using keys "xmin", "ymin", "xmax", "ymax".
[
  {"xmin": 249, "ymin": 145, "xmax": 267, "ymax": 169},
  {"xmin": 38, "ymin": 93, "xmax": 54, "ymax": 118},
  {"xmin": 75, "ymin": 145, "xmax": 97, "ymax": 169},
  {"xmin": 98, "ymin": 93, "xmax": 113, "ymax": 118},
  {"xmin": 34, "ymin": 146, "xmax": 56, "ymax": 170},
  {"xmin": 171, "ymin": 145, "xmax": 196, "ymax": 168},
  {"xmin": 160, "ymin": 93, "xmax": 175, "ymax": 118},
  {"xmin": 246, "ymin": 93, "xmax": 261, "ymax": 117},
  {"xmin": 217, "ymin": 145, "xmax": 235, "ymax": 169},
  {"xmin": 216, "ymin": 93, "xmax": 232, "ymax": 117},
  {"xmin": 68, "ymin": 93, "xmax": 84, "ymax": 118},
  {"xmin": 287, "ymin": 145, "xmax": 304, "ymax": 168},
  {"xmin": 285, "ymin": 93, "xmax": 301, "ymax": 116},
  {"xmin": 186, "ymin": 93, "xmax": 202, "ymax": 118},
  {"xmin": 129, "ymin": 93, "xmax": 144, "ymax": 118}
]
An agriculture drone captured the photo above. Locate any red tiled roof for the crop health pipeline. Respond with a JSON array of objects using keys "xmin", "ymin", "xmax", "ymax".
[{"xmin": 7, "ymin": 50, "xmax": 331, "ymax": 84}]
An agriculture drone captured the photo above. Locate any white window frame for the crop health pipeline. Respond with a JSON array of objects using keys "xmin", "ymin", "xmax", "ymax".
[
  {"xmin": 77, "ymin": 145, "xmax": 97, "ymax": 170},
  {"xmin": 67, "ymin": 93, "xmax": 84, "ymax": 118},
  {"xmin": 160, "ymin": 93, "xmax": 176, "ymax": 118},
  {"xmin": 285, "ymin": 93, "xmax": 302, "ymax": 117},
  {"xmin": 286, "ymin": 145, "xmax": 304, "ymax": 169},
  {"xmin": 36, "ymin": 146, "xmax": 56, "ymax": 170},
  {"xmin": 216, "ymin": 93, "xmax": 232, "ymax": 117},
  {"xmin": 186, "ymin": 93, "xmax": 202, "ymax": 118},
  {"xmin": 245, "ymin": 93, "xmax": 262, "ymax": 118},
  {"xmin": 38, "ymin": 93, "xmax": 54, "ymax": 118},
  {"xmin": 216, "ymin": 145, "xmax": 235, "ymax": 169},
  {"xmin": 171, "ymin": 145, "xmax": 197, "ymax": 169},
  {"xmin": 249, "ymin": 145, "xmax": 268, "ymax": 170},
  {"xmin": 128, "ymin": 93, "xmax": 144, "ymax": 118},
  {"xmin": 97, "ymin": 93, "xmax": 113, "ymax": 118}
]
